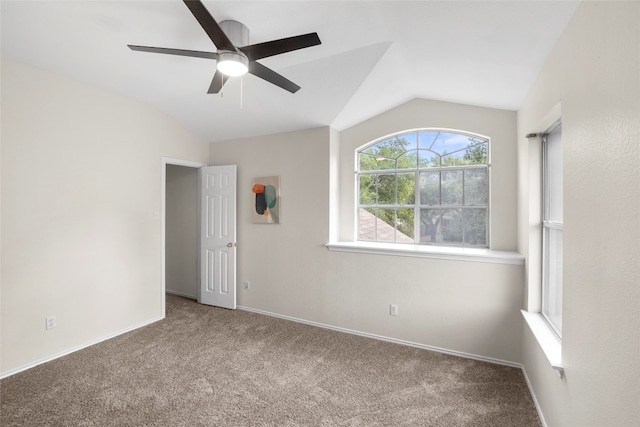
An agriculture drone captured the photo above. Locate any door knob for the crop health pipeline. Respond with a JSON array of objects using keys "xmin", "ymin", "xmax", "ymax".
[{"xmin": 227, "ymin": 242, "xmax": 234, "ymax": 248}]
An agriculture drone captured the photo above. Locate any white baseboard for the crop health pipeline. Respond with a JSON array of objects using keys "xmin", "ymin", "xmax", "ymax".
[
  {"xmin": 521, "ymin": 365, "xmax": 549, "ymax": 427},
  {"xmin": 237, "ymin": 305, "xmax": 521, "ymax": 369},
  {"xmin": 165, "ymin": 289, "xmax": 197, "ymax": 299},
  {"xmin": 0, "ymin": 315, "xmax": 165, "ymax": 379}
]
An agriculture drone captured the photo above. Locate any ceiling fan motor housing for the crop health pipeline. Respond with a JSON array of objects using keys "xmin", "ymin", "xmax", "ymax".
[{"xmin": 219, "ymin": 20, "xmax": 249, "ymax": 47}]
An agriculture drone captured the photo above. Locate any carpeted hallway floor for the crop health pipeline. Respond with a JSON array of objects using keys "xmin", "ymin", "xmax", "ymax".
[{"xmin": 1, "ymin": 294, "xmax": 541, "ymax": 426}]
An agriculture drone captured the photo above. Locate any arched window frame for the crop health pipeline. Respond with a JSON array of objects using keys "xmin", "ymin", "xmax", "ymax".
[{"xmin": 356, "ymin": 128, "xmax": 490, "ymax": 247}]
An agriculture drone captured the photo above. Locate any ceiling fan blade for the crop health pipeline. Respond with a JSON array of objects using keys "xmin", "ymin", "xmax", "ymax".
[
  {"xmin": 183, "ymin": 0, "xmax": 235, "ymax": 51},
  {"xmin": 240, "ymin": 33, "xmax": 321, "ymax": 61},
  {"xmin": 128, "ymin": 45, "xmax": 218, "ymax": 60},
  {"xmin": 248, "ymin": 61, "xmax": 300, "ymax": 93},
  {"xmin": 208, "ymin": 69, "xmax": 229, "ymax": 94}
]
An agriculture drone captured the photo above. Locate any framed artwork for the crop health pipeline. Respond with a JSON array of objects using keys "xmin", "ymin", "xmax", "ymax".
[{"xmin": 251, "ymin": 176, "xmax": 280, "ymax": 224}]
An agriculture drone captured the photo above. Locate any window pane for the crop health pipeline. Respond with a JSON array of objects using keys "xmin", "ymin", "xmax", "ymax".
[
  {"xmin": 397, "ymin": 172, "xmax": 416, "ymax": 204},
  {"xmin": 546, "ymin": 126, "xmax": 563, "ymax": 222},
  {"xmin": 397, "ymin": 133, "xmax": 418, "ymax": 151},
  {"xmin": 359, "ymin": 153, "xmax": 376, "ymax": 171},
  {"xmin": 397, "ymin": 151, "xmax": 418, "ymax": 170},
  {"xmin": 372, "ymin": 156, "xmax": 396, "ymax": 170},
  {"xmin": 543, "ymin": 227, "xmax": 563, "ymax": 335},
  {"xmin": 441, "ymin": 151, "xmax": 467, "ymax": 167},
  {"xmin": 464, "ymin": 208, "xmax": 487, "ymax": 246},
  {"xmin": 442, "ymin": 170, "xmax": 463, "ymax": 205},
  {"xmin": 363, "ymin": 137, "xmax": 408, "ymax": 159},
  {"xmin": 418, "ymin": 131, "xmax": 439, "ymax": 149},
  {"xmin": 361, "ymin": 144, "xmax": 381, "ymax": 156},
  {"xmin": 377, "ymin": 174, "xmax": 396, "ymax": 204},
  {"xmin": 418, "ymin": 149, "xmax": 439, "ymax": 168},
  {"xmin": 374, "ymin": 209, "xmax": 396, "ymax": 242},
  {"xmin": 420, "ymin": 209, "xmax": 442, "ymax": 243},
  {"xmin": 358, "ymin": 208, "xmax": 376, "ymax": 241},
  {"xmin": 441, "ymin": 208, "xmax": 463, "ymax": 244},
  {"xmin": 431, "ymin": 132, "xmax": 472, "ymax": 156},
  {"xmin": 359, "ymin": 153, "xmax": 396, "ymax": 171},
  {"xmin": 464, "ymin": 169, "xmax": 488, "ymax": 206},
  {"xmin": 419, "ymin": 172, "xmax": 440, "ymax": 205},
  {"xmin": 462, "ymin": 142, "xmax": 488, "ymax": 165},
  {"xmin": 396, "ymin": 208, "xmax": 415, "ymax": 242},
  {"xmin": 359, "ymin": 174, "xmax": 375, "ymax": 205},
  {"xmin": 440, "ymin": 141, "xmax": 488, "ymax": 167}
]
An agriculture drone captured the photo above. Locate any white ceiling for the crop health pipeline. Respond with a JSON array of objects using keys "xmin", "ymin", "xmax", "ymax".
[{"xmin": 1, "ymin": 1, "xmax": 580, "ymax": 143}]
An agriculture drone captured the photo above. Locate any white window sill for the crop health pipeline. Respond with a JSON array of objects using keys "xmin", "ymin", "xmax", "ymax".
[
  {"xmin": 521, "ymin": 310, "xmax": 564, "ymax": 378},
  {"xmin": 326, "ymin": 241, "xmax": 524, "ymax": 265}
]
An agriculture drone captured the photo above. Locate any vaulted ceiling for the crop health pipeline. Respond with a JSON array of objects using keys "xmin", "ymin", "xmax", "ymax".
[{"xmin": 1, "ymin": 1, "xmax": 580, "ymax": 143}]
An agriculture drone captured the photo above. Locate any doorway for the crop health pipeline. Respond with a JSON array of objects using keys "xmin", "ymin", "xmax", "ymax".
[
  {"xmin": 161, "ymin": 158, "xmax": 207, "ymax": 315},
  {"xmin": 165, "ymin": 164, "xmax": 199, "ymax": 299}
]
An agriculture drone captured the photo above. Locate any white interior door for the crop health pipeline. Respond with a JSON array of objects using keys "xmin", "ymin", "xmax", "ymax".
[{"xmin": 199, "ymin": 165, "xmax": 237, "ymax": 309}]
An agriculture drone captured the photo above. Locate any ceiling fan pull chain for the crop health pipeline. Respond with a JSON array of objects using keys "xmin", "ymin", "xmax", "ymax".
[{"xmin": 240, "ymin": 77, "xmax": 243, "ymax": 110}]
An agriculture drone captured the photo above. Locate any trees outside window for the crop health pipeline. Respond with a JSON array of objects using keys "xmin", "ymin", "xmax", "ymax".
[{"xmin": 357, "ymin": 130, "xmax": 489, "ymax": 247}]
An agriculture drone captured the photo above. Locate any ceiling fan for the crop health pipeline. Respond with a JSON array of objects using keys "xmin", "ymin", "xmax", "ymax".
[{"xmin": 128, "ymin": 0, "xmax": 321, "ymax": 94}]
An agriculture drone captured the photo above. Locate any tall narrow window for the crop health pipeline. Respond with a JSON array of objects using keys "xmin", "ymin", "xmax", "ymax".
[
  {"xmin": 542, "ymin": 122, "xmax": 563, "ymax": 336},
  {"xmin": 357, "ymin": 130, "xmax": 489, "ymax": 247}
]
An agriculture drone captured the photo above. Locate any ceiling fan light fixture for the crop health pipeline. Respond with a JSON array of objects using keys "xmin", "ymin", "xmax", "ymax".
[{"xmin": 217, "ymin": 51, "xmax": 249, "ymax": 77}]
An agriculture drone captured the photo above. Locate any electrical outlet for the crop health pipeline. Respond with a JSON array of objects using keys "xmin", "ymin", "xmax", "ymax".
[
  {"xmin": 390, "ymin": 304, "xmax": 398, "ymax": 316},
  {"xmin": 46, "ymin": 316, "xmax": 57, "ymax": 330},
  {"xmin": 244, "ymin": 280, "xmax": 250, "ymax": 290}
]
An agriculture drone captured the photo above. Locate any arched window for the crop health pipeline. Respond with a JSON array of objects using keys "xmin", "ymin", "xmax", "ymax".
[{"xmin": 357, "ymin": 129, "xmax": 489, "ymax": 247}]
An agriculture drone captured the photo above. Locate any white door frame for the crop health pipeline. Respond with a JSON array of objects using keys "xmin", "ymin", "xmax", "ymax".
[{"xmin": 161, "ymin": 157, "xmax": 208, "ymax": 316}]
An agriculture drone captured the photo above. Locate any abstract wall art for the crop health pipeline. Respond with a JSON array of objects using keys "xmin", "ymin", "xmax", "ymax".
[{"xmin": 251, "ymin": 176, "xmax": 280, "ymax": 224}]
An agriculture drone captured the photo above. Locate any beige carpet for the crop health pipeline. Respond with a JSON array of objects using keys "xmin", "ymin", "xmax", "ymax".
[{"xmin": 1, "ymin": 294, "xmax": 541, "ymax": 426}]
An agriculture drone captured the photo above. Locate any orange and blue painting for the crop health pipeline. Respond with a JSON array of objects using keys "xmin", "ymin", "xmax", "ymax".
[{"xmin": 251, "ymin": 176, "xmax": 280, "ymax": 224}]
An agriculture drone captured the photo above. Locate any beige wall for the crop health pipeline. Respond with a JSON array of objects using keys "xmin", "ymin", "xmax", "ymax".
[
  {"xmin": 0, "ymin": 59, "xmax": 209, "ymax": 375},
  {"xmin": 165, "ymin": 165, "xmax": 199, "ymax": 299},
  {"xmin": 517, "ymin": 2, "xmax": 640, "ymax": 426},
  {"xmin": 210, "ymin": 127, "xmax": 333, "ymax": 321},
  {"xmin": 211, "ymin": 98, "xmax": 526, "ymax": 364}
]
